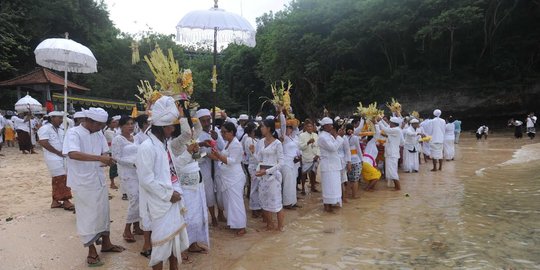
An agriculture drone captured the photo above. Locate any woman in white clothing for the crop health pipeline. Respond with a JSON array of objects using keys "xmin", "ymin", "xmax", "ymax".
[
  {"xmin": 169, "ymin": 108, "xmax": 210, "ymax": 256},
  {"xmin": 345, "ymin": 124, "xmax": 362, "ymax": 199},
  {"xmin": 243, "ymin": 122, "xmax": 262, "ymax": 217},
  {"xmin": 255, "ymin": 119, "xmax": 285, "ymax": 231},
  {"xmin": 111, "ymin": 116, "xmax": 144, "ymax": 243},
  {"xmin": 209, "ymin": 122, "xmax": 247, "ymax": 236},
  {"xmin": 443, "ymin": 119, "xmax": 455, "ymax": 161},
  {"xmin": 279, "ymin": 112, "xmax": 301, "ymax": 209}
]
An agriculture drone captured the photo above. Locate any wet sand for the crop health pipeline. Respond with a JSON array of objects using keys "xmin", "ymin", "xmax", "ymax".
[{"xmin": 0, "ymin": 134, "xmax": 538, "ymax": 269}]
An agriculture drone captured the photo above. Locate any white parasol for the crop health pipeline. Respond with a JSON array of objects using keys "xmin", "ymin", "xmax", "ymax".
[
  {"xmin": 176, "ymin": 0, "xmax": 255, "ymax": 198},
  {"xmin": 34, "ymin": 33, "xmax": 97, "ymax": 130},
  {"xmin": 176, "ymin": 0, "xmax": 256, "ymax": 124},
  {"xmin": 15, "ymin": 94, "xmax": 42, "ymax": 113}
]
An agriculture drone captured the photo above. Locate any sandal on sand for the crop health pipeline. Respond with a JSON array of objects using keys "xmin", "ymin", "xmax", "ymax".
[
  {"xmin": 140, "ymin": 249, "xmax": 152, "ymax": 258},
  {"xmin": 188, "ymin": 244, "xmax": 208, "ymax": 254},
  {"xmin": 51, "ymin": 203, "xmax": 63, "ymax": 209},
  {"xmin": 182, "ymin": 254, "xmax": 193, "ymax": 264},
  {"xmin": 87, "ymin": 255, "xmax": 104, "ymax": 267},
  {"xmin": 101, "ymin": 245, "xmax": 125, "ymax": 253},
  {"xmin": 63, "ymin": 204, "xmax": 75, "ymax": 211},
  {"xmin": 121, "ymin": 194, "xmax": 128, "ymax": 201},
  {"xmin": 123, "ymin": 234, "xmax": 136, "ymax": 243}
]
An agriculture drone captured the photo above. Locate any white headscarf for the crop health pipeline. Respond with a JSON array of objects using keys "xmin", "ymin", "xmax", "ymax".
[
  {"xmin": 319, "ymin": 117, "xmax": 333, "ymax": 126},
  {"xmin": 196, "ymin": 109, "xmax": 211, "ymax": 119},
  {"xmin": 433, "ymin": 109, "xmax": 442, "ymax": 117},
  {"xmin": 390, "ymin": 117, "xmax": 403, "ymax": 125},
  {"xmin": 150, "ymin": 96, "xmax": 179, "ymax": 126},
  {"xmin": 85, "ymin": 107, "xmax": 108, "ymax": 123}
]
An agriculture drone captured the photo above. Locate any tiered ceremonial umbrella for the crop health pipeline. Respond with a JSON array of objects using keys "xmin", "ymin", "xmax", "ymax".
[
  {"xmin": 176, "ymin": 0, "xmax": 256, "ymax": 126},
  {"xmin": 15, "ymin": 94, "xmax": 42, "ymax": 134},
  {"xmin": 34, "ymin": 33, "xmax": 97, "ymax": 129}
]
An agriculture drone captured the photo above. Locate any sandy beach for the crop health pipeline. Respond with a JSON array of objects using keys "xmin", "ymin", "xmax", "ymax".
[{"xmin": 0, "ymin": 133, "xmax": 539, "ymax": 269}]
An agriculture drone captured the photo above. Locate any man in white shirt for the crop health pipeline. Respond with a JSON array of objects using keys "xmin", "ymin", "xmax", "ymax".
[
  {"xmin": 197, "ymin": 108, "xmax": 226, "ymax": 226},
  {"xmin": 12, "ymin": 113, "xmax": 36, "ymax": 154},
  {"xmin": 526, "ymin": 112, "xmax": 537, "ymax": 140},
  {"xmin": 318, "ymin": 117, "xmax": 343, "ymax": 212},
  {"xmin": 298, "ymin": 119, "xmax": 320, "ymax": 194},
  {"xmin": 426, "ymin": 109, "xmax": 447, "ymax": 171},
  {"xmin": 378, "ymin": 116, "xmax": 403, "ymax": 191},
  {"xmin": 38, "ymin": 111, "xmax": 74, "ymax": 210},
  {"xmin": 63, "ymin": 107, "xmax": 124, "ymax": 267},
  {"xmin": 236, "ymin": 114, "xmax": 249, "ymax": 140},
  {"xmin": 136, "ymin": 96, "xmax": 189, "ymax": 269}
]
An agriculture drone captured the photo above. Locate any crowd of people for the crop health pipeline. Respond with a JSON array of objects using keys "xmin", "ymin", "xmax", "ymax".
[{"xmin": 0, "ymin": 101, "xmax": 537, "ymax": 269}]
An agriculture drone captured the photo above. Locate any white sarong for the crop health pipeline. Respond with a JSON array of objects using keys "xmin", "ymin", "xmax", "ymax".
[
  {"xmin": 281, "ymin": 165, "xmax": 298, "ymax": 206},
  {"xmin": 73, "ymin": 187, "xmax": 110, "ymax": 246},
  {"xmin": 385, "ymin": 157, "xmax": 400, "ymax": 181},
  {"xmin": 258, "ymin": 171, "xmax": 283, "ymax": 213},
  {"xmin": 182, "ymin": 181, "xmax": 210, "ymax": 247},
  {"xmin": 321, "ymin": 170, "xmax": 342, "ymax": 206},
  {"xmin": 124, "ymin": 176, "xmax": 140, "ymax": 224},
  {"xmin": 403, "ymin": 148, "xmax": 419, "ymax": 172},
  {"xmin": 430, "ymin": 142, "xmax": 443, "ymax": 160},
  {"xmin": 248, "ymin": 164, "xmax": 261, "ymax": 210},
  {"xmin": 443, "ymin": 139, "xmax": 455, "ymax": 160},
  {"xmin": 149, "ymin": 184, "xmax": 189, "ymax": 267},
  {"xmin": 223, "ymin": 181, "xmax": 247, "ymax": 229}
]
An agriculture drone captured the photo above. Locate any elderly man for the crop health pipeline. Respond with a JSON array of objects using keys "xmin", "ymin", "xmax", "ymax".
[
  {"xmin": 378, "ymin": 116, "xmax": 403, "ymax": 191},
  {"xmin": 236, "ymin": 114, "xmax": 249, "ymax": 140},
  {"xmin": 137, "ymin": 96, "xmax": 189, "ymax": 269},
  {"xmin": 38, "ymin": 111, "xmax": 74, "ymax": 210},
  {"xmin": 318, "ymin": 117, "xmax": 343, "ymax": 212},
  {"xmin": 298, "ymin": 119, "xmax": 320, "ymax": 195},
  {"xmin": 196, "ymin": 108, "xmax": 227, "ymax": 226},
  {"xmin": 425, "ymin": 109, "xmax": 447, "ymax": 171},
  {"xmin": 63, "ymin": 108, "xmax": 124, "ymax": 267}
]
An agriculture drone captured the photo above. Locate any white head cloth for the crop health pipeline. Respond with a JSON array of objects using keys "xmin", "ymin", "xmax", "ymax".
[
  {"xmin": 150, "ymin": 96, "xmax": 179, "ymax": 126},
  {"xmin": 239, "ymin": 114, "xmax": 249, "ymax": 120},
  {"xmin": 409, "ymin": 118, "xmax": 419, "ymax": 124},
  {"xmin": 255, "ymin": 116, "xmax": 263, "ymax": 121},
  {"xmin": 112, "ymin": 115, "xmax": 121, "ymax": 121},
  {"xmin": 196, "ymin": 108, "xmax": 211, "ymax": 119},
  {"xmin": 73, "ymin": 111, "xmax": 85, "ymax": 119},
  {"xmin": 85, "ymin": 107, "xmax": 108, "ymax": 123},
  {"xmin": 433, "ymin": 109, "xmax": 442, "ymax": 117},
  {"xmin": 48, "ymin": 111, "xmax": 64, "ymax": 117},
  {"xmin": 390, "ymin": 117, "xmax": 403, "ymax": 125},
  {"xmin": 266, "ymin": 115, "xmax": 275, "ymax": 120},
  {"xmin": 319, "ymin": 117, "xmax": 333, "ymax": 126}
]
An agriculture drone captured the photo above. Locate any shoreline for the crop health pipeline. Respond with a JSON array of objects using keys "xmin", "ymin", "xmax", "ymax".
[{"xmin": 0, "ymin": 135, "xmax": 538, "ymax": 269}]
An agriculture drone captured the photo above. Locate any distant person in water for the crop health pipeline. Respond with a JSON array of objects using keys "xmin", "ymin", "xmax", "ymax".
[
  {"xmin": 526, "ymin": 113, "xmax": 537, "ymax": 140},
  {"xmin": 451, "ymin": 116, "xmax": 462, "ymax": 144},
  {"xmin": 508, "ymin": 118, "xmax": 523, "ymax": 139},
  {"xmin": 476, "ymin": 125, "xmax": 489, "ymax": 140}
]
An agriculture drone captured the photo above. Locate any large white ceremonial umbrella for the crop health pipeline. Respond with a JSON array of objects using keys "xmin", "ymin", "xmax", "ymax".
[
  {"xmin": 34, "ymin": 33, "xmax": 97, "ymax": 129},
  {"xmin": 15, "ymin": 94, "xmax": 42, "ymax": 133},
  {"xmin": 15, "ymin": 94, "xmax": 42, "ymax": 113},
  {"xmin": 176, "ymin": 0, "xmax": 255, "ymax": 192},
  {"xmin": 176, "ymin": 0, "xmax": 256, "ymax": 125}
]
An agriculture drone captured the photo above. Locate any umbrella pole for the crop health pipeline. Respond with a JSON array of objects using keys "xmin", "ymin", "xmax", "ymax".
[
  {"xmin": 63, "ymin": 69, "xmax": 68, "ymax": 132},
  {"xmin": 211, "ymin": 26, "xmax": 218, "ymax": 206}
]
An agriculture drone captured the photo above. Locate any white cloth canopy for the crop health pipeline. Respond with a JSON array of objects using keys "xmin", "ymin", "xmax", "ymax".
[
  {"xmin": 176, "ymin": 7, "xmax": 256, "ymax": 48},
  {"xmin": 34, "ymin": 38, "xmax": 97, "ymax": 73},
  {"xmin": 15, "ymin": 94, "xmax": 42, "ymax": 113}
]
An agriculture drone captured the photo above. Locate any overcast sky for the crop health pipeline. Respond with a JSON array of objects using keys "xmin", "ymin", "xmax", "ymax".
[{"xmin": 103, "ymin": 0, "xmax": 292, "ymax": 35}]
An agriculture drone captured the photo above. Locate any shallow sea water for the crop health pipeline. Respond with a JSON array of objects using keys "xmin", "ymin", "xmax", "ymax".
[{"xmin": 231, "ymin": 137, "xmax": 540, "ymax": 269}]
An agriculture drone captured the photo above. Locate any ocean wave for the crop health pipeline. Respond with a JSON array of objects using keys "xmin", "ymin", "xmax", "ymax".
[{"xmin": 501, "ymin": 143, "xmax": 540, "ymax": 165}]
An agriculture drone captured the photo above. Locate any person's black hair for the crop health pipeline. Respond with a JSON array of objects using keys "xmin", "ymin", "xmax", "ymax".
[
  {"xmin": 332, "ymin": 122, "xmax": 340, "ymax": 131},
  {"xmin": 254, "ymin": 125, "xmax": 263, "ymax": 139},
  {"xmin": 135, "ymin": 114, "xmax": 149, "ymax": 129},
  {"xmin": 171, "ymin": 123, "xmax": 182, "ymax": 138},
  {"xmin": 150, "ymin": 125, "xmax": 165, "ymax": 140},
  {"xmin": 214, "ymin": 118, "xmax": 224, "ymax": 129},
  {"xmin": 106, "ymin": 117, "xmax": 113, "ymax": 125},
  {"xmin": 221, "ymin": 122, "xmax": 237, "ymax": 136},
  {"xmin": 118, "ymin": 115, "xmax": 132, "ymax": 127},
  {"xmin": 241, "ymin": 122, "xmax": 257, "ymax": 141},
  {"xmin": 346, "ymin": 123, "xmax": 354, "ymax": 132},
  {"xmin": 262, "ymin": 119, "xmax": 279, "ymax": 139}
]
